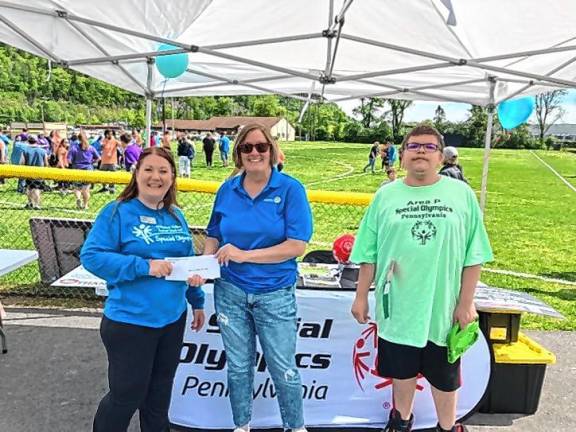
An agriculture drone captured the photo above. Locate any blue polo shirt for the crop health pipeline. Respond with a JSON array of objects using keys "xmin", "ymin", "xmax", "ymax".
[{"xmin": 207, "ymin": 168, "xmax": 313, "ymax": 293}]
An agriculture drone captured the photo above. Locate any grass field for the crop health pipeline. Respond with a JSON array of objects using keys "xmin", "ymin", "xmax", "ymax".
[{"xmin": 0, "ymin": 141, "xmax": 575, "ymax": 330}]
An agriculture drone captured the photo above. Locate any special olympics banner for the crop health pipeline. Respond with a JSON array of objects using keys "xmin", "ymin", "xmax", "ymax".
[{"xmin": 169, "ymin": 286, "xmax": 490, "ymax": 430}]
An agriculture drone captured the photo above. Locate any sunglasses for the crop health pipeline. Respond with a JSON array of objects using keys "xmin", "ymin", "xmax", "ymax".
[
  {"xmin": 405, "ymin": 142, "xmax": 440, "ymax": 153},
  {"xmin": 238, "ymin": 142, "xmax": 270, "ymax": 154}
]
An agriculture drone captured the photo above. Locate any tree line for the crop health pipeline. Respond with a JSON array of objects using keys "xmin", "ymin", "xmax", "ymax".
[{"xmin": 0, "ymin": 44, "xmax": 564, "ymax": 148}]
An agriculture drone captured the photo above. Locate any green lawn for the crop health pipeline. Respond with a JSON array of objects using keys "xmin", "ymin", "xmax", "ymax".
[{"xmin": 0, "ymin": 142, "xmax": 575, "ymax": 330}]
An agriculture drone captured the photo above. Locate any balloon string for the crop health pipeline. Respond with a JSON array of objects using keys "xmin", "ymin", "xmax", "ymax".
[{"xmin": 161, "ymin": 79, "xmax": 168, "ymax": 98}]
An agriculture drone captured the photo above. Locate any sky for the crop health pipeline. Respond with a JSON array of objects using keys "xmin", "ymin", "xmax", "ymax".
[{"xmin": 337, "ymin": 89, "xmax": 576, "ymax": 124}]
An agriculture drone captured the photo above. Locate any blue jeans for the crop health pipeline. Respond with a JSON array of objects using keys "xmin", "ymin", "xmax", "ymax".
[
  {"xmin": 214, "ymin": 278, "xmax": 304, "ymax": 429},
  {"xmin": 363, "ymin": 158, "xmax": 375, "ymax": 173}
]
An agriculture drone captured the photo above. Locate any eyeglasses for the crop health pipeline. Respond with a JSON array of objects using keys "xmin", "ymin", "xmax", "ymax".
[
  {"xmin": 404, "ymin": 142, "xmax": 440, "ymax": 153},
  {"xmin": 238, "ymin": 142, "xmax": 270, "ymax": 154}
]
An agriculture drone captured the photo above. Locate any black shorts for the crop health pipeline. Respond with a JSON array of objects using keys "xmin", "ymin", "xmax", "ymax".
[
  {"xmin": 26, "ymin": 179, "xmax": 45, "ymax": 190},
  {"xmin": 377, "ymin": 337, "xmax": 461, "ymax": 392}
]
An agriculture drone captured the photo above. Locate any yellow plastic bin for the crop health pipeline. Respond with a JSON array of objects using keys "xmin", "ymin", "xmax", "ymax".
[{"xmin": 480, "ymin": 332, "xmax": 556, "ymax": 414}]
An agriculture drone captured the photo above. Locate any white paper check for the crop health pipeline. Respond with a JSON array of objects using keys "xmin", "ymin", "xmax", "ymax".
[{"xmin": 165, "ymin": 255, "xmax": 221, "ymax": 281}]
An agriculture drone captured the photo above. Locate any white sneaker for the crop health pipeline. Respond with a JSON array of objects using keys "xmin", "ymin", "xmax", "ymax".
[
  {"xmin": 292, "ymin": 428, "xmax": 308, "ymax": 432},
  {"xmin": 234, "ymin": 425, "xmax": 250, "ymax": 432}
]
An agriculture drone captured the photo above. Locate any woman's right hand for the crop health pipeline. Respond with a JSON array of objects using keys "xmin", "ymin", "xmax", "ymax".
[{"xmin": 148, "ymin": 260, "xmax": 173, "ymax": 278}]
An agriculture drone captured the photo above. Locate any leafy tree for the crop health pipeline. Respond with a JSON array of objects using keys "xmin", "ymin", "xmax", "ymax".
[
  {"xmin": 495, "ymin": 124, "xmax": 538, "ymax": 149},
  {"xmin": 342, "ymin": 120, "xmax": 363, "ymax": 142},
  {"xmin": 251, "ymin": 95, "xmax": 286, "ymax": 117},
  {"xmin": 383, "ymin": 99, "xmax": 413, "ymax": 143},
  {"xmin": 353, "ymin": 97, "xmax": 385, "ymax": 128},
  {"xmin": 534, "ymin": 90, "xmax": 567, "ymax": 144},
  {"xmin": 433, "ymin": 105, "xmax": 447, "ymax": 133}
]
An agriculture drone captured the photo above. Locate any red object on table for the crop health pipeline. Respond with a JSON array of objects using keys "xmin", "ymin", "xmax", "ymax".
[{"xmin": 332, "ymin": 234, "xmax": 355, "ymax": 264}]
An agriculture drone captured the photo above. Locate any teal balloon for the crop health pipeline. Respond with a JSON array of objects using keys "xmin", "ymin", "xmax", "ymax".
[
  {"xmin": 497, "ymin": 97, "xmax": 535, "ymax": 130},
  {"xmin": 155, "ymin": 44, "xmax": 188, "ymax": 79}
]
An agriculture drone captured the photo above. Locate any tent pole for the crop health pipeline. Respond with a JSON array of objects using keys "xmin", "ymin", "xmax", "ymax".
[
  {"xmin": 146, "ymin": 97, "xmax": 153, "ymax": 148},
  {"xmin": 171, "ymin": 98, "xmax": 175, "ymax": 136},
  {"xmin": 162, "ymin": 97, "xmax": 166, "ymax": 133},
  {"xmin": 145, "ymin": 57, "xmax": 154, "ymax": 147},
  {"xmin": 161, "ymin": 74, "xmax": 291, "ymax": 95},
  {"xmin": 178, "ymin": 67, "xmax": 310, "ymax": 102},
  {"xmin": 0, "ymin": 15, "xmax": 61, "ymax": 62},
  {"xmin": 65, "ymin": 19, "xmax": 146, "ymax": 93},
  {"xmin": 332, "ymin": 78, "xmax": 485, "ymax": 103},
  {"xmin": 480, "ymin": 78, "xmax": 496, "ymax": 213}
]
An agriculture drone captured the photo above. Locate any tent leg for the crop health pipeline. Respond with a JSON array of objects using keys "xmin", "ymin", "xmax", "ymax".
[
  {"xmin": 145, "ymin": 97, "xmax": 153, "ymax": 148},
  {"xmin": 480, "ymin": 108, "xmax": 494, "ymax": 212}
]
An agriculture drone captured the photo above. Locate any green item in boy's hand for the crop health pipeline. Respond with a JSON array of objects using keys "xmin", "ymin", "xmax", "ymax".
[
  {"xmin": 381, "ymin": 261, "xmax": 395, "ymax": 319},
  {"xmin": 447, "ymin": 320, "xmax": 479, "ymax": 363}
]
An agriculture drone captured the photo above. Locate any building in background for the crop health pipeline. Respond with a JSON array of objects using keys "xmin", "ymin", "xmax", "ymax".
[
  {"xmin": 529, "ymin": 123, "xmax": 576, "ymax": 143},
  {"xmin": 9, "ymin": 122, "xmax": 67, "ymax": 137},
  {"xmin": 156, "ymin": 116, "xmax": 295, "ymax": 141}
]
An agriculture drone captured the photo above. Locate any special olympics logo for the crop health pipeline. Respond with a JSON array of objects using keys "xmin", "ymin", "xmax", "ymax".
[{"xmin": 352, "ymin": 322, "xmax": 425, "ymax": 393}]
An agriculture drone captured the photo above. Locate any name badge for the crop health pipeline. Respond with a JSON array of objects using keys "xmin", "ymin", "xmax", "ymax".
[{"xmin": 140, "ymin": 216, "xmax": 157, "ymax": 224}]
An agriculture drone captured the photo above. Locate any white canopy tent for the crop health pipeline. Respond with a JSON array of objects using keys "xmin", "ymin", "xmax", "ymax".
[{"xmin": 1, "ymin": 0, "xmax": 575, "ymax": 209}]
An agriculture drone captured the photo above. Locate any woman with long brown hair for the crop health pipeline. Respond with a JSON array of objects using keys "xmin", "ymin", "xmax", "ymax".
[{"xmin": 81, "ymin": 147, "xmax": 206, "ymax": 432}]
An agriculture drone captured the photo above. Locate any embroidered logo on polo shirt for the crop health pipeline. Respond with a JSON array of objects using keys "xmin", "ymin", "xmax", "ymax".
[{"xmin": 263, "ymin": 195, "xmax": 282, "ymax": 204}]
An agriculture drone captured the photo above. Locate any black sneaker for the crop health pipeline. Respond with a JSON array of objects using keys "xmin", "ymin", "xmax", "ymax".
[
  {"xmin": 382, "ymin": 408, "xmax": 413, "ymax": 432},
  {"xmin": 436, "ymin": 423, "xmax": 468, "ymax": 432}
]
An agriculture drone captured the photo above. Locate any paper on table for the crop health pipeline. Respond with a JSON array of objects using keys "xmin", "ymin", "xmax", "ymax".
[{"xmin": 165, "ymin": 255, "xmax": 221, "ymax": 281}]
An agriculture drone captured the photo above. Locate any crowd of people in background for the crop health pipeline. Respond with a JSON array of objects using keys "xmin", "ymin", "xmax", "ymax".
[
  {"xmin": 0, "ymin": 126, "xmax": 242, "ymax": 210},
  {"xmin": 0, "ymin": 125, "xmax": 470, "ymax": 212},
  {"xmin": 361, "ymin": 138, "xmax": 467, "ymax": 187}
]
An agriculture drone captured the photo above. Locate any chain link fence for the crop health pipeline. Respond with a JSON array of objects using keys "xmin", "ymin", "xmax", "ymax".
[{"xmin": 0, "ymin": 165, "xmax": 369, "ymax": 299}]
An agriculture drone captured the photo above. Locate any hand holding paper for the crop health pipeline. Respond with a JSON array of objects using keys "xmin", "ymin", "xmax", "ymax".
[{"xmin": 165, "ymin": 255, "xmax": 221, "ymax": 281}]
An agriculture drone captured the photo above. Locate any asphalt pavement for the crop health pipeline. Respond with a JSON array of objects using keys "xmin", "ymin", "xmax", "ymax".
[{"xmin": 0, "ymin": 307, "xmax": 574, "ymax": 432}]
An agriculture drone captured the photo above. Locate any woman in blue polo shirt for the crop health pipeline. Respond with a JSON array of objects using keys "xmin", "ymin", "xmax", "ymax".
[{"xmin": 204, "ymin": 123, "xmax": 313, "ymax": 432}]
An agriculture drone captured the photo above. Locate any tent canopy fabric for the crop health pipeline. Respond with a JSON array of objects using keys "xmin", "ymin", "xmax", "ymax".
[{"xmin": 0, "ymin": 0, "xmax": 575, "ymax": 106}]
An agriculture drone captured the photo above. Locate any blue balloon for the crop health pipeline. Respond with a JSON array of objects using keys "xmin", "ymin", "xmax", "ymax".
[
  {"xmin": 497, "ymin": 97, "xmax": 535, "ymax": 130},
  {"xmin": 155, "ymin": 44, "xmax": 189, "ymax": 79}
]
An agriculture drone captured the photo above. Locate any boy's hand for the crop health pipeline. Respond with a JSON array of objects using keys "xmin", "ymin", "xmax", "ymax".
[
  {"xmin": 453, "ymin": 301, "xmax": 478, "ymax": 329},
  {"xmin": 351, "ymin": 296, "xmax": 371, "ymax": 324}
]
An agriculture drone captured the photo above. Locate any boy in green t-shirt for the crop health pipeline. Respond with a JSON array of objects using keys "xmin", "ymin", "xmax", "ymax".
[{"xmin": 350, "ymin": 125, "xmax": 493, "ymax": 432}]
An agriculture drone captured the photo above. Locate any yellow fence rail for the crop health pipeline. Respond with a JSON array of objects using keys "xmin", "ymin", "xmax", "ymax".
[{"xmin": 0, "ymin": 165, "xmax": 371, "ymax": 298}]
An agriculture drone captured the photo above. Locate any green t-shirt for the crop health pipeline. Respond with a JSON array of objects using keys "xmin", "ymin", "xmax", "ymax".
[{"xmin": 350, "ymin": 177, "xmax": 493, "ymax": 348}]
